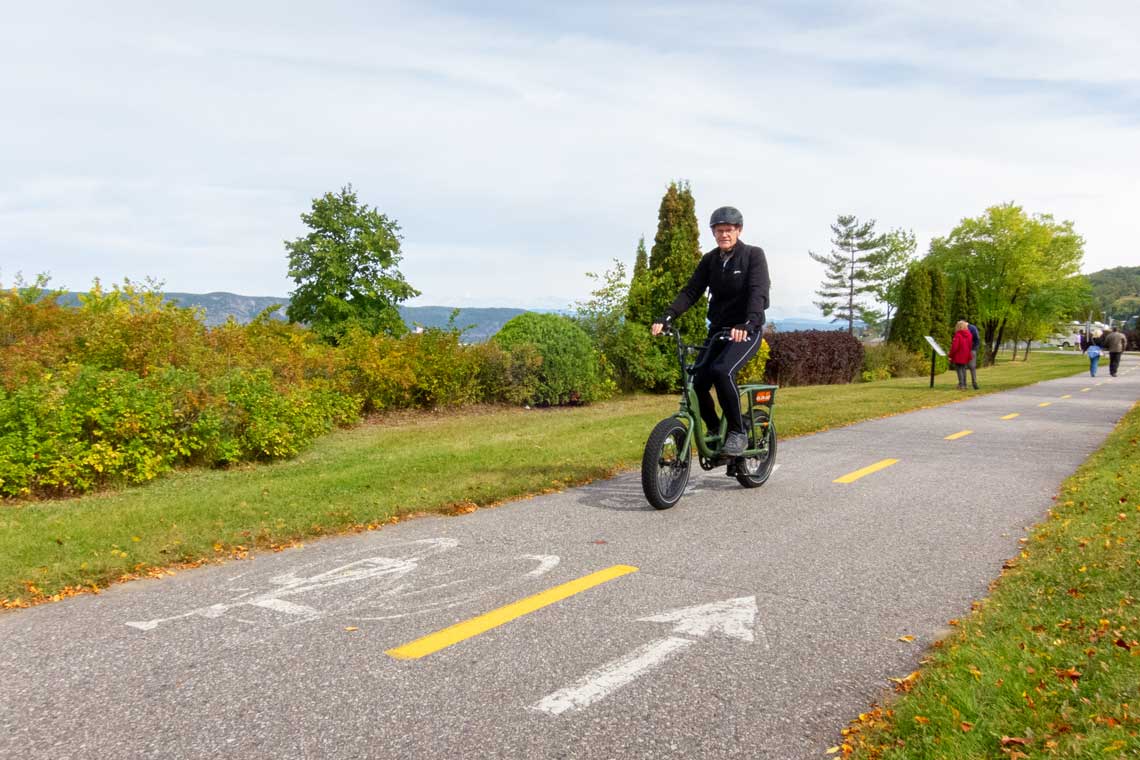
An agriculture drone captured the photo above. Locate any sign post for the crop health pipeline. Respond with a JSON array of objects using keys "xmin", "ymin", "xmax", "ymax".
[{"xmin": 924, "ymin": 335, "xmax": 946, "ymax": 388}]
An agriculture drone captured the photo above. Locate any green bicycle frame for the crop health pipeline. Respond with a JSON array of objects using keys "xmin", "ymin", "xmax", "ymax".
[{"xmin": 666, "ymin": 328, "xmax": 778, "ymax": 460}]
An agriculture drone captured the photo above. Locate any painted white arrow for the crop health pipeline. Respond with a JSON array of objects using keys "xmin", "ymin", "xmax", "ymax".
[{"xmin": 530, "ymin": 596, "xmax": 760, "ymax": 716}]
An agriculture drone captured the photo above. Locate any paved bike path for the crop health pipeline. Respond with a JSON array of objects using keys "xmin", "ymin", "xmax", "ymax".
[{"xmin": 3, "ymin": 357, "xmax": 1138, "ymax": 759}]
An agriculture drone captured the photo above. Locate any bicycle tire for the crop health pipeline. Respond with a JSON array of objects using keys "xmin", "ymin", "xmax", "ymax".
[
  {"xmin": 735, "ymin": 417, "xmax": 776, "ymax": 489},
  {"xmin": 641, "ymin": 418, "xmax": 692, "ymax": 510}
]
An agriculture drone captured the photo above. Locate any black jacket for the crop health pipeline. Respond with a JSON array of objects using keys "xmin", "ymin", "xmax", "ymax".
[{"xmin": 663, "ymin": 241, "xmax": 770, "ymax": 332}]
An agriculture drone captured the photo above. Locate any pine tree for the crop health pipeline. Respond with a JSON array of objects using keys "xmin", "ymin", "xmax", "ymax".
[
  {"xmin": 949, "ymin": 276, "xmax": 968, "ymax": 326},
  {"xmin": 809, "ymin": 215, "xmax": 887, "ymax": 334},
  {"xmin": 929, "ymin": 266, "xmax": 951, "ymax": 349},
  {"xmin": 889, "ymin": 263, "xmax": 932, "ymax": 354},
  {"xmin": 627, "ymin": 181, "xmax": 705, "ymax": 343},
  {"xmin": 626, "ymin": 236, "xmax": 653, "ymax": 324}
]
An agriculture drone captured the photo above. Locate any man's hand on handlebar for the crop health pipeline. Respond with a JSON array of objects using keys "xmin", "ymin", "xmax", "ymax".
[
  {"xmin": 730, "ymin": 327, "xmax": 749, "ymax": 343},
  {"xmin": 651, "ymin": 322, "xmax": 665, "ymax": 336}
]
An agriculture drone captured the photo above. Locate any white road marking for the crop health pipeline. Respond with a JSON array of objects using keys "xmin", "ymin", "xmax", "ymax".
[
  {"xmin": 523, "ymin": 555, "xmax": 560, "ymax": 577},
  {"xmin": 125, "ymin": 538, "xmax": 457, "ymax": 631},
  {"xmin": 249, "ymin": 598, "xmax": 319, "ymax": 616},
  {"xmin": 531, "ymin": 636, "xmax": 695, "ymax": 716},
  {"xmin": 530, "ymin": 596, "xmax": 760, "ymax": 716}
]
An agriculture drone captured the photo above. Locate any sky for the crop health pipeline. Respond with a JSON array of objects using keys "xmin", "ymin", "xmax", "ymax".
[{"xmin": 2, "ymin": 1, "xmax": 1138, "ymax": 319}]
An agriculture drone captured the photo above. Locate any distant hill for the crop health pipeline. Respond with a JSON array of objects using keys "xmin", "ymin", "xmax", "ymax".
[
  {"xmin": 1087, "ymin": 266, "xmax": 1140, "ymax": 317},
  {"xmin": 55, "ymin": 291, "xmax": 526, "ymax": 341},
  {"xmin": 51, "ymin": 289, "xmax": 851, "ymax": 339}
]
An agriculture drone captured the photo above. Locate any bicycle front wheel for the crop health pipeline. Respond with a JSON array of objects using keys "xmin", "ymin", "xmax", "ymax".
[{"xmin": 641, "ymin": 418, "xmax": 692, "ymax": 510}]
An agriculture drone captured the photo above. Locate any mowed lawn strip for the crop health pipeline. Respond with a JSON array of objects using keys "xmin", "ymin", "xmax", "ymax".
[
  {"xmin": 1, "ymin": 353, "xmax": 1086, "ymax": 605},
  {"xmin": 844, "ymin": 402, "xmax": 1140, "ymax": 759}
]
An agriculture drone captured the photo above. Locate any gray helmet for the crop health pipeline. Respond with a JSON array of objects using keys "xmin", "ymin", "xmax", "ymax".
[{"xmin": 709, "ymin": 206, "xmax": 743, "ymax": 227}]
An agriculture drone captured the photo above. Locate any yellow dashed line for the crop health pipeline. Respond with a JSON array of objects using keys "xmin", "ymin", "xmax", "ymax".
[
  {"xmin": 834, "ymin": 458, "xmax": 899, "ymax": 484},
  {"xmin": 385, "ymin": 565, "xmax": 638, "ymax": 660},
  {"xmin": 945, "ymin": 430, "xmax": 973, "ymax": 440},
  {"xmin": 1038, "ymin": 402, "xmax": 1052, "ymax": 407},
  {"xmin": 1060, "ymin": 394, "xmax": 1072, "ymax": 399},
  {"xmin": 1001, "ymin": 413, "xmax": 1020, "ymax": 420},
  {"xmin": 1080, "ymin": 388, "xmax": 1091, "ymax": 392}
]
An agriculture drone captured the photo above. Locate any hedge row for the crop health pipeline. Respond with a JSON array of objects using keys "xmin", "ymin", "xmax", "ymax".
[
  {"xmin": 763, "ymin": 329, "xmax": 864, "ymax": 387},
  {"xmin": 0, "ymin": 284, "xmax": 606, "ymax": 497}
]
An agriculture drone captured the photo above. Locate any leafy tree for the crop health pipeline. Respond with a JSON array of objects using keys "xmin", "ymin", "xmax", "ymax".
[
  {"xmin": 928, "ymin": 203, "xmax": 1085, "ymax": 365},
  {"xmin": 889, "ymin": 263, "xmax": 932, "ymax": 354},
  {"xmin": 627, "ymin": 181, "xmax": 705, "ymax": 344},
  {"xmin": 285, "ymin": 184, "xmax": 419, "ymax": 344},
  {"xmin": 867, "ymin": 228, "xmax": 916, "ymax": 338},
  {"xmin": 809, "ymin": 215, "xmax": 887, "ymax": 334},
  {"xmin": 576, "ymin": 259, "xmax": 672, "ymax": 392}
]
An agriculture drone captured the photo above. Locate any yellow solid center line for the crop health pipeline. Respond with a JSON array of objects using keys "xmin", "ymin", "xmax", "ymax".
[
  {"xmin": 834, "ymin": 458, "xmax": 899, "ymax": 484},
  {"xmin": 1038, "ymin": 402, "xmax": 1052, "ymax": 407},
  {"xmin": 385, "ymin": 564, "xmax": 638, "ymax": 660},
  {"xmin": 1060, "ymin": 394, "xmax": 1072, "ymax": 399},
  {"xmin": 945, "ymin": 430, "xmax": 973, "ymax": 440},
  {"xmin": 1001, "ymin": 413, "xmax": 1020, "ymax": 420}
]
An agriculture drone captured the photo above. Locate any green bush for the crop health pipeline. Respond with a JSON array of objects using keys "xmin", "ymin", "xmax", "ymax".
[
  {"xmin": 493, "ymin": 313, "xmax": 611, "ymax": 405},
  {"xmin": 738, "ymin": 338, "xmax": 771, "ymax": 384},
  {"xmin": 860, "ymin": 342, "xmax": 930, "ymax": 382}
]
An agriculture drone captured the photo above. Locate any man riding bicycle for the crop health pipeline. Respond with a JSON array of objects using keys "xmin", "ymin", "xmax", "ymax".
[{"xmin": 651, "ymin": 206, "xmax": 770, "ymax": 457}]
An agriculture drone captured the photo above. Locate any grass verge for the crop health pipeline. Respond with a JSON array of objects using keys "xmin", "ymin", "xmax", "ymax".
[
  {"xmin": 2, "ymin": 352, "xmax": 1087, "ymax": 607},
  {"xmin": 840, "ymin": 401, "xmax": 1140, "ymax": 759}
]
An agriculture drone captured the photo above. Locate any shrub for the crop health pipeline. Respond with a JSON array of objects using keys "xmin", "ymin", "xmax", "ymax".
[
  {"xmin": 738, "ymin": 337, "xmax": 771, "ymax": 384},
  {"xmin": 763, "ymin": 330, "xmax": 863, "ymax": 387},
  {"xmin": 468, "ymin": 341, "xmax": 543, "ymax": 406},
  {"xmin": 493, "ymin": 313, "xmax": 610, "ymax": 405},
  {"xmin": 860, "ymin": 342, "xmax": 929, "ymax": 382}
]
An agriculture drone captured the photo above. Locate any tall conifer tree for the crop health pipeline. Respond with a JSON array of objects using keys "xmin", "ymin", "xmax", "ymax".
[
  {"xmin": 810, "ymin": 215, "xmax": 887, "ymax": 334},
  {"xmin": 929, "ymin": 266, "xmax": 951, "ymax": 349},
  {"xmin": 889, "ymin": 263, "xmax": 933, "ymax": 354},
  {"xmin": 627, "ymin": 181, "xmax": 705, "ymax": 343}
]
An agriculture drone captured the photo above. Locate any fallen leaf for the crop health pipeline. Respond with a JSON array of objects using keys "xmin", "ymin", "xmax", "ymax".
[
  {"xmin": 1054, "ymin": 666, "xmax": 1081, "ymax": 682},
  {"xmin": 913, "ymin": 716, "xmax": 929, "ymax": 725},
  {"xmin": 897, "ymin": 635, "xmax": 915, "ymax": 643},
  {"xmin": 344, "ymin": 626, "xmax": 359, "ymax": 632},
  {"xmin": 1000, "ymin": 736, "xmax": 1030, "ymax": 746},
  {"xmin": 960, "ymin": 722, "xmax": 973, "ymax": 732}
]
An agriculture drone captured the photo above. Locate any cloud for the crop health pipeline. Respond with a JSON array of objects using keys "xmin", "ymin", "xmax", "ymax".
[{"xmin": 1, "ymin": 1, "xmax": 1136, "ymax": 312}]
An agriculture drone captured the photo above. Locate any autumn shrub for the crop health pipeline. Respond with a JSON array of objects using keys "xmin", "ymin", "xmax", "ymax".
[
  {"xmin": 493, "ymin": 313, "xmax": 612, "ymax": 405},
  {"xmin": 763, "ymin": 330, "xmax": 863, "ymax": 387},
  {"xmin": 468, "ymin": 340, "xmax": 543, "ymax": 406},
  {"xmin": 860, "ymin": 342, "xmax": 929, "ymax": 382}
]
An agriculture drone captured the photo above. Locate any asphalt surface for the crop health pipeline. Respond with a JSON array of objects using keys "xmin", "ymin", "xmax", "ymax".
[{"xmin": 3, "ymin": 356, "xmax": 1138, "ymax": 759}]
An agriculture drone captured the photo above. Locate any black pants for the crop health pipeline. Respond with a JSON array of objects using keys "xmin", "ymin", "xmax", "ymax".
[
  {"xmin": 693, "ymin": 330, "xmax": 762, "ymax": 435},
  {"xmin": 1109, "ymin": 352, "xmax": 1122, "ymax": 376}
]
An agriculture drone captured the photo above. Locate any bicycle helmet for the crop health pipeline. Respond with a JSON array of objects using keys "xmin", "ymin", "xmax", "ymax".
[{"xmin": 709, "ymin": 206, "xmax": 743, "ymax": 227}]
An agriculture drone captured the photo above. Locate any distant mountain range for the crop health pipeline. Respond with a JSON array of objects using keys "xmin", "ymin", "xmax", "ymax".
[{"xmin": 54, "ymin": 291, "xmax": 847, "ymax": 341}]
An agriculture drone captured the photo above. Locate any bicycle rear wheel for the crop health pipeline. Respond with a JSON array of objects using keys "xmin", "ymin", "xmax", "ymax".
[
  {"xmin": 736, "ymin": 413, "xmax": 776, "ymax": 488},
  {"xmin": 641, "ymin": 418, "xmax": 692, "ymax": 510}
]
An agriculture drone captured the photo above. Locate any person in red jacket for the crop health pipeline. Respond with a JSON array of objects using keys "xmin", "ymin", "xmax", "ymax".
[{"xmin": 950, "ymin": 320, "xmax": 973, "ymax": 390}]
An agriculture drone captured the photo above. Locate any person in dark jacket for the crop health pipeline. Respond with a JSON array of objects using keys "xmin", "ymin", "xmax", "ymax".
[
  {"xmin": 651, "ymin": 206, "xmax": 770, "ymax": 457},
  {"xmin": 950, "ymin": 321, "xmax": 973, "ymax": 390},
  {"xmin": 1104, "ymin": 326, "xmax": 1127, "ymax": 377},
  {"xmin": 966, "ymin": 321, "xmax": 981, "ymax": 389}
]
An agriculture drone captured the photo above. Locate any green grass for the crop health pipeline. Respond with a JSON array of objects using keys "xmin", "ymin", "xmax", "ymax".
[
  {"xmin": 844, "ymin": 401, "xmax": 1140, "ymax": 759},
  {"xmin": 1, "ymin": 352, "xmax": 1086, "ymax": 606}
]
